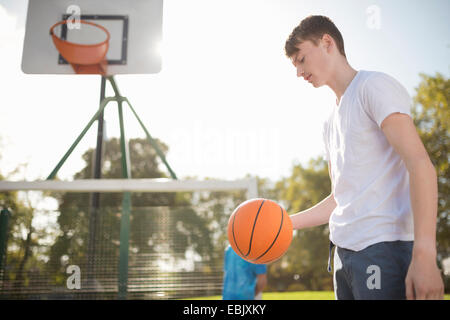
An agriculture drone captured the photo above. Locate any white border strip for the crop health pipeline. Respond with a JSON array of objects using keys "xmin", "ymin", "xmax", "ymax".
[{"xmin": 0, "ymin": 178, "xmax": 259, "ymax": 198}]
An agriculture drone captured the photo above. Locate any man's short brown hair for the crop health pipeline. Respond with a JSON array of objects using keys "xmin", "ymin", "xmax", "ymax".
[{"xmin": 285, "ymin": 15, "xmax": 346, "ymax": 59}]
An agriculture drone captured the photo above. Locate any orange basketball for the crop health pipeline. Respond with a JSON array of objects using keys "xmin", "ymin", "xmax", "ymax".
[{"xmin": 227, "ymin": 198, "xmax": 293, "ymax": 264}]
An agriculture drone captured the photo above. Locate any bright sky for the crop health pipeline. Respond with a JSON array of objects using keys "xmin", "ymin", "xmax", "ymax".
[{"xmin": 0, "ymin": 0, "xmax": 449, "ymax": 183}]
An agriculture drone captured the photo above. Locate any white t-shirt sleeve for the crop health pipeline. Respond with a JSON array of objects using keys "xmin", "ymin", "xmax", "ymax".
[{"xmin": 362, "ymin": 72, "xmax": 412, "ymax": 127}]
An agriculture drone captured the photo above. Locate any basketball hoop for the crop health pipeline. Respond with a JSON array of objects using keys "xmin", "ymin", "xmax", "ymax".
[{"xmin": 49, "ymin": 20, "xmax": 110, "ymax": 75}]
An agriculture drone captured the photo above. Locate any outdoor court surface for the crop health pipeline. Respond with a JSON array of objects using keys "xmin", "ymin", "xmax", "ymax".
[{"xmin": 186, "ymin": 291, "xmax": 450, "ymax": 300}]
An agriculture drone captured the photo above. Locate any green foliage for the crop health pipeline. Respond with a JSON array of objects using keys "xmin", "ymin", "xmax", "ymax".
[
  {"xmin": 185, "ymin": 291, "xmax": 450, "ymax": 300},
  {"xmin": 0, "ymin": 173, "xmax": 19, "ymax": 214},
  {"xmin": 1, "ymin": 173, "xmax": 51, "ymax": 292},
  {"xmin": 185, "ymin": 290, "xmax": 336, "ymax": 300},
  {"xmin": 266, "ymin": 157, "xmax": 332, "ymax": 291},
  {"xmin": 412, "ymin": 73, "xmax": 450, "ymax": 259},
  {"xmin": 46, "ymin": 137, "xmax": 210, "ymax": 285},
  {"xmin": 191, "ymin": 174, "xmax": 263, "ymax": 268}
]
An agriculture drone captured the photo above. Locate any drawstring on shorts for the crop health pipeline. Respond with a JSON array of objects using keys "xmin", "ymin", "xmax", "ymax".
[{"xmin": 327, "ymin": 241, "xmax": 335, "ymax": 273}]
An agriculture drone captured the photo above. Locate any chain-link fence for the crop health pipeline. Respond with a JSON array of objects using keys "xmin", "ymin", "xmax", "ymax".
[{"xmin": 0, "ymin": 189, "xmax": 246, "ymax": 299}]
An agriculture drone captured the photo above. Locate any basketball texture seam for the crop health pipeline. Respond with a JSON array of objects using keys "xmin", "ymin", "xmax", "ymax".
[
  {"xmin": 244, "ymin": 200, "xmax": 265, "ymax": 257},
  {"xmin": 249, "ymin": 204, "xmax": 284, "ymax": 263},
  {"xmin": 231, "ymin": 206, "xmax": 244, "ymax": 257},
  {"xmin": 232, "ymin": 200, "xmax": 266, "ymax": 258}
]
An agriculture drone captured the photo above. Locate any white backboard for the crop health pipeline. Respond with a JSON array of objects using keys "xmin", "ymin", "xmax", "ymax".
[{"xmin": 22, "ymin": 0, "xmax": 163, "ymax": 75}]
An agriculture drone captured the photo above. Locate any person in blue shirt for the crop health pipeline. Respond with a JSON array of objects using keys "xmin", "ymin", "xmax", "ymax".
[{"xmin": 222, "ymin": 245, "xmax": 267, "ymax": 300}]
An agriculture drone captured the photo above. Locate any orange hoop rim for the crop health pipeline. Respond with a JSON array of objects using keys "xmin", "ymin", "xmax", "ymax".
[{"xmin": 49, "ymin": 19, "xmax": 111, "ymax": 48}]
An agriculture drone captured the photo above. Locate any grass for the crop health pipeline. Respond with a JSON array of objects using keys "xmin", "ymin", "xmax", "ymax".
[
  {"xmin": 186, "ymin": 291, "xmax": 334, "ymax": 300},
  {"xmin": 184, "ymin": 291, "xmax": 450, "ymax": 300}
]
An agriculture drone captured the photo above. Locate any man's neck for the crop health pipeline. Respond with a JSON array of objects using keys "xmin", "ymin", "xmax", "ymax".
[{"xmin": 326, "ymin": 61, "xmax": 358, "ymax": 106}]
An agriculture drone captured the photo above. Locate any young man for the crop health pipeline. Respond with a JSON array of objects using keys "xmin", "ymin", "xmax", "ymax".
[
  {"xmin": 285, "ymin": 15, "xmax": 444, "ymax": 300},
  {"xmin": 222, "ymin": 245, "xmax": 267, "ymax": 300}
]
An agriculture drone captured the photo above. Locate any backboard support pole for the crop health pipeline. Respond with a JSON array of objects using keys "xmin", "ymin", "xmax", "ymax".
[
  {"xmin": 117, "ymin": 86, "xmax": 132, "ymax": 300},
  {"xmin": 46, "ymin": 76, "xmax": 177, "ymax": 299},
  {"xmin": 86, "ymin": 76, "xmax": 107, "ymax": 288},
  {"xmin": 107, "ymin": 76, "xmax": 178, "ymax": 180},
  {"xmin": 0, "ymin": 208, "xmax": 11, "ymax": 285},
  {"xmin": 46, "ymin": 96, "xmax": 118, "ymax": 180}
]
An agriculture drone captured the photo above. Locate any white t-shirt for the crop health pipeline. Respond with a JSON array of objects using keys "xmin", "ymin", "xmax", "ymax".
[{"xmin": 323, "ymin": 70, "xmax": 414, "ymax": 251}]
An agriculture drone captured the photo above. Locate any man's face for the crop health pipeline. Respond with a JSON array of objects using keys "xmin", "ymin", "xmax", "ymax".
[{"xmin": 290, "ymin": 38, "xmax": 331, "ymax": 88}]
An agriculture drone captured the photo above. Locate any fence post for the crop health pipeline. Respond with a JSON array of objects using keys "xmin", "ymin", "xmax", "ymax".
[{"xmin": 0, "ymin": 208, "xmax": 11, "ymax": 280}]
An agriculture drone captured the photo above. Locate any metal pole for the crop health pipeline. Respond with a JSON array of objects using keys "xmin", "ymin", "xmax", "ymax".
[
  {"xmin": 93, "ymin": 76, "xmax": 107, "ymax": 182},
  {"xmin": 0, "ymin": 208, "xmax": 11, "ymax": 283},
  {"xmin": 116, "ymin": 82, "xmax": 132, "ymax": 300},
  {"xmin": 47, "ymin": 96, "xmax": 118, "ymax": 180},
  {"xmin": 106, "ymin": 76, "xmax": 178, "ymax": 298},
  {"xmin": 87, "ymin": 76, "xmax": 107, "ymax": 286},
  {"xmin": 107, "ymin": 76, "xmax": 177, "ymax": 180},
  {"xmin": 124, "ymin": 98, "xmax": 178, "ymax": 180},
  {"xmin": 118, "ymin": 192, "xmax": 131, "ymax": 300}
]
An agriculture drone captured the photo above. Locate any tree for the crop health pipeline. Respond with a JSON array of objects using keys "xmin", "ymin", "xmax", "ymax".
[
  {"xmin": 46, "ymin": 137, "xmax": 216, "ymax": 296},
  {"xmin": 0, "ymin": 172, "xmax": 54, "ymax": 297},
  {"xmin": 267, "ymin": 157, "xmax": 333, "ymax": 291},
  {"xmin": 411, "ymin": 72, "xmax": 449, "ymax": 286}
]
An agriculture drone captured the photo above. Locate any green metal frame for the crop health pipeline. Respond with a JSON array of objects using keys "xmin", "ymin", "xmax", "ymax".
[
  {"xmin": 0, "ymin": 208, "xmax": 11, "ymax": 281},
  {"xmin": 46, "ymin": 76, "xmax": 177, "ymax": 299}
]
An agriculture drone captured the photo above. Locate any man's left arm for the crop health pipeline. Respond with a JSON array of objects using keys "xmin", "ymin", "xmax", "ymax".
[{"xmin": 381, "ymin": 112, "xmax": 444, "ymax": 300}]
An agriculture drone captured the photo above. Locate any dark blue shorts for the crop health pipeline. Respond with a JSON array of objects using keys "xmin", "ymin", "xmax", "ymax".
[{"xmin": 331, "ymin": 240, "xmax": 413, "ymax": 300}]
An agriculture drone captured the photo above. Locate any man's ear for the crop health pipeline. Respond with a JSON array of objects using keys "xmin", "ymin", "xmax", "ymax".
[{"xmin": 321, "ymin": 33, "xmax": 333, "ymax": 52}]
